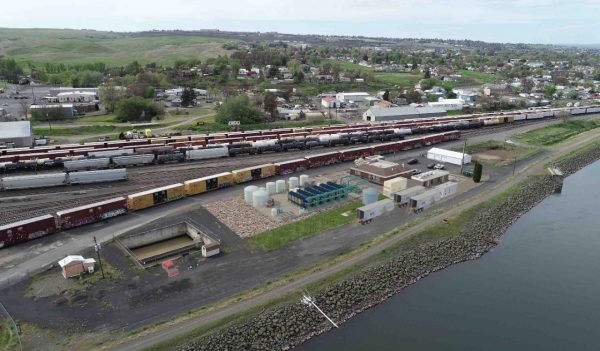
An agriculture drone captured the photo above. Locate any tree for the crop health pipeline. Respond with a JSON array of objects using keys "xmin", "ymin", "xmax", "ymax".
[
  {"xmin": 215, "ymin": 95, "xmax": 262, "ymax": 124},
  {"xmin": 115, "ymin": 97, "xmax": 164, "ymax": 122},
  {"xmin": 473, "ymin": 161, "xmax": 483, "ymax": 183},
  {"xmin": 287, "ymin": 59, "xmax": 301, "ymax": 74},
  {"xmin": 181, "ymin": 87, "xmax": 196, "ymax": 107},
  {"xmin": 0, "ymin": 58, "xmax": 24, "ymax": 83},
  {"xmin": 423, "ymin": 69, "xmax": 431, "ymax": 79},
  {"xmin": 544, "ymin": 85, "xmax": 557, "ymax": 99},
  {"xmin": 124, "ymin": 61, "xmax": 142, "ymax": 75},
  {"xmin": 99, "ymin": 82, "xmax": 124, "ymax": 113},
  {"xmin": 406, "ymin": 90, "xmax": 423, "ymax": 104},
  {"xmin": 382, "ymin": 90, "xmax": 390, "ymax": 101},
  {"xmin": 263, "ymin": 92, "xmax": 278, "ymax": 119}
]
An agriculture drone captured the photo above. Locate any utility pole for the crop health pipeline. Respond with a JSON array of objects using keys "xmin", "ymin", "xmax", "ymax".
[
  {"xmin": 301, "ymin": 294, "xmax": 338, "ymax": 328},
  {"xmin": 93, "ymin": 236, "xmax": 105, "ymax": 279},
  {"xmin": 513, "ymin": 156, "xmax": 517, "ymax": 176},
  {"xmin": 460, "ymin": 139, "xmax": 467, "ymax": 175}
]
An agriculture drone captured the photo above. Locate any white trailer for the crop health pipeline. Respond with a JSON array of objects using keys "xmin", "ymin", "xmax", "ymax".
[
  {"xmin": 1, "ymin": 172, "xmax": 67, "ymax": 190},
  {"xmin": 393, "ymin": 185, "xmax": 427, "ymax": 206},
  {"xmin": 410, "ymin": 182, "xmax": 458, "ymax": 211},
  {"xmin": 67, "ymin": 169, "xmax": 127, "ymax": 184},
  {"xmin": 185, "ymin": 147, "xmax": 229, "ymax": 160},
  {"xmin": 64, "ymin": 158, "xmax": 110, "ymax": 171},
  {"xmin": 112, "ymin": 154, "xmax": 155, "ymax": 166},
  {"xmin": 427, "ymin": 147, "xmax": 471, "ymax": 165},
  {"xmin": 356, "ymin": 199, "xmax": 395, "ymax": 224}
]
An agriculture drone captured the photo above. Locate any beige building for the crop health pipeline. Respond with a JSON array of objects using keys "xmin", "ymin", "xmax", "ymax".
[{"xmin": 58, "ymin": 255, "xmax": 96, "ymax": 279}]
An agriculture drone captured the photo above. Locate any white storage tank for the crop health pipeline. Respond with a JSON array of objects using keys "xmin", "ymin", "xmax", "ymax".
[
  {"xmin": 299, "ymin": 174, "xmax": 310, "ymax": 187},
  {"xmin": 266, "ymin": 182, "xmax": 276, "ymax": 195},
  {"xmin": 253, "ymin": 189, "xmax": 269, "ymax": 207},
  {"xmin": 362, "ymin": 188, "xmax": 379, "ymax": 205},
  {"xmin": 275, "ymin": 180, "xmax": 286, "ymax": 193},
  {"xmin": 244, "ymin": 186, "xmax": 258, "ymax": 204},
  {"xmin": 288, "ymin": 177, "xmax": 299, "ymax": 189}
]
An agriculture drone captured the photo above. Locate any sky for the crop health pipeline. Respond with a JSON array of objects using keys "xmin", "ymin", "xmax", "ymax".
[{"xmin": 1, "ymin": 0, "xmax": 599, "ymax": 45}]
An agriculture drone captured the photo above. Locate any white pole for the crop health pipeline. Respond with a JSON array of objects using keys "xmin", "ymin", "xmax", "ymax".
[
  {"xmin": 310, "ymin": 300, "xmax": 339, "ymax": 328},
  {"xmin": 301, "ymin": 295, "xmax": 339, "ymax": 328}
]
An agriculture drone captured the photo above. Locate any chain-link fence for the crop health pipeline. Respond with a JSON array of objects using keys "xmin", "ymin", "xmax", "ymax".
[{"xmin": 0, "ymin": 301, "xmax": 22, "ymax": 351}]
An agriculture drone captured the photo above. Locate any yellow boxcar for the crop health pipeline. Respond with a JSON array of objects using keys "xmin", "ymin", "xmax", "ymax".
[
  {"xmin": 261, "ymin": 164, "xmax": 276, "ymax": 178},
  {"xmin": 127, "ymin": 183, "xmax": 185, "ymax": 211},
  {"xmin": 165, "ymin": 183, "xmax": 185, "ymax": 202},
  {"xmin": 185, "ymin": 172, "xmax": 233, "ymax": 196},
  {"xmin": 127, "ymin": 192, "xmax": 155, "ymax": 211},
  {"xmin": 232, "ymin": 164, "xmax": 276, "ymax": 184}
]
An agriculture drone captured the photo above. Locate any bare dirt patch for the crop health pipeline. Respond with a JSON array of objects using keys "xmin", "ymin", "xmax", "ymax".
[{"xmin": 473, "ymin": 149, "xmax": 513, "ymax": 161}]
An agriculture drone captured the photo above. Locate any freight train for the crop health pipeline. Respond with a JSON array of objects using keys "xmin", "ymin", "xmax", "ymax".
[
  {"xmin": 0, "ymin": 131, "xmax": 461, "ymax": 249},
  {"xmin": 0, "ymin": 169, "xmax": 127, "ymax": 190}
]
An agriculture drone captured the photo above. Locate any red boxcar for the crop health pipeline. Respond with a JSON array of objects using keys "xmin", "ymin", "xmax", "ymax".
[
  {"xmin": 340, "ymin": 146, "xmax": 373, "ymax": 161},
  {"xmin": 305, "ymin": 151, "xmax": 341, "ymax": 168},
  {"xmin": 274, "ymin": 158, "xmax": 309, "ymax": 175},
  {"xmin": 56, "ymin": 197, "xmax": 128, "ymax": 230},
  {"xmin": 0, "ymin": 215, "xmax": 58, "ymax": 249}
]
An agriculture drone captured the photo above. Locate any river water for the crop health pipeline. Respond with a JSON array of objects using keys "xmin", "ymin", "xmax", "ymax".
[{"xmin": 299, "ymin": 160, "xmax": 600, "ymax": 351}]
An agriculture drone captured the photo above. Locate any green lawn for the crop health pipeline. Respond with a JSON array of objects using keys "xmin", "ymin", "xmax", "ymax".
[
  {"xmin": 0, "ymin": 28, "xmax": 233, "ymax": 66},
  {"xmin": 333, "ymin": 60, "xmax": 374, "ymax": 73},
  {"xmin": 0, "ymin": 320, "xmax": 17, "ymax": 351},
  {"xmin": 455, "ymin": 70, "xmax": 501, "ymax": 86},
  {"xmin": 515, "ymin": 119, "xmax": 600, "ymax": 146},
  {"xmin": 250, "ymin": 200, "xmax": 364, "ymax": 251},
  {"xmin": 374, "ymin": 72, "xmax": 423, "ymax": 87},
  {"xmin": 452, "ymin": 140, "xmax": 542, "ymax": 167}
]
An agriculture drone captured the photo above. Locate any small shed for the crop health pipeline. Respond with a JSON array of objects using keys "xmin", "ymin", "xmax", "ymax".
[{"xmin": 57, "ymin": 255, "xmax": 96, "ymax": 279}]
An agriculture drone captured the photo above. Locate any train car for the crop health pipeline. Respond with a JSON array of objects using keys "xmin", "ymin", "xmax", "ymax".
[
  {"xmin": 1, "ymin": 173, "xmax": 67, "ymax": 190},
  {"xmin": 127, "ymin": 183, "xmax": 186, "ymax": 211},
  {"xmin": 586, "ymin": 107, "xmax": 600, "ymax": 114},
  {"xmin": 112, "ymin": 154, "xmax": 155, "ymax": 167},
  {"xmin": 156, "ymin": 152, "xmax": 185, "ymax": 164},
  {"xmin": 274, "ymin": 159, "xmax": 309, "ymax": 175},
  {"xmin": 253, "ymin": 139, "xmax": 281, "ymax": 153},
  {"xmin": 64, "ymin": 158, "xmax": 111, "ymax": 171},
  {"xmin": 184, "ymin": 172, "xmax": 233, "ymax": 196},
  {"xmin": 231, "ymin": 164, "xmax": 276, "ymax": 184},
  {"xmin": 185, "ymin": 146, "xmax": 229, "ymax": 160},
  {"xmin": 372, "ymin": 142, "xmax": 400, "ymax": 155},
  {"xmin": 87, "ymin": 148, "xmax": 134, "ymax": 158},
  {"xmin": 340, "ymin": 146, "xmax": 374, "ymax": 161},
  {"xmin": 56, "ymin": 197, "xmax": 128, "ymax": 229},
  {"xmin": 526, "ymin": 112, "xmax": 544, "ymax": 120},
  {"xmin": 441, "ymin": 130, "xmax": 461, "ymax": 141},
  {"xmin": 571, "ymin": 108, "xmax": 587, "ymax": 115},
  {"xmin": 135, "ymin": 145, "xmax": 173, "ymax": 155},
  {"xmin": 67, "ymin": 169, "xmax": 127, "ymax": 184},
  {"xmin": 305, "ymin": 151, "xmax": 342, "ymax": 168},
  {"xmin": 0, "ymin": 215, "xmax": 59, "ymax": 248}
]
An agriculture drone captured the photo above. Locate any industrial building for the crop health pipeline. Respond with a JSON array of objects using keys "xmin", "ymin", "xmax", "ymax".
[
  {"xmin": 411, "ymin": 170, "xmax": 450, "ymax": 187},
  {"xmin": 336, "ymin": 92, "xmax": 371, "ymax": 103},
  {"xmin": 350, "ymin": 160, "xmax": 413, "ymax": 184},
  {"xmin": 30, "ymin": 104, "xmax": 75, "ymax": 119},
  {"xmin": 427, "ymin": 147, "xmax": 472, "ymax": 165},
  {"xmin": 0, "ymin": 121, "xmax": 34, "ymax": 147},
  {"xmin": 362, "ymin": 106, "xmax": 447, "ymax": 121},
  {"xmin": 428, "ymin": 99, "xmax": 464, "ymax": 111}
]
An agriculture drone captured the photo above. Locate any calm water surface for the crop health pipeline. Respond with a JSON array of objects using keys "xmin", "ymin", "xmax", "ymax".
[{"xmin": 299, "ymin": 160, "xmax": 600, "ymax": 351}]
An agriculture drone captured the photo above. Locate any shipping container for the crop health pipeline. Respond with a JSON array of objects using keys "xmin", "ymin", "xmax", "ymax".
[
  {"xmin": 231, "ymin": 164, "xmax": 276, "ymax": 184},
  {"xmin": 127, "ymin": 183, "xmax": 185, "ymax": 211},
  {"xmin": 112, "ymin": 154, "xmax": 155, "ymax": 167},
  {"xmin": 0, "ymin": 215, "xmax": 58, "ymax": 248},
  {"xmin": 56, "ymin": 197, "xmax": 128, "ymax": 229},
  {"xmin": 356, "ymin": 199, "xmax": 395, "ymax": 224},
  {"xmin": 67, "ymin": 169, "xmax": 127, "ymax": 184},
  {"xmin": 184, "ymin": 172, "xmax": 233, "ymax": 195},
  {"xmin": 1, "ymin": 172, "xmax": 67, "ymax": 190},
  {"xmin": 393, "ymin": 185, "xmax": 427, "ymax": 206},
  {"xmin": 64, "ymin": 157, "xmax": 110, "ymax": 171},
  {"xmin": 410, "ymin": 188, "xmax": 443, "ymax": 210}
]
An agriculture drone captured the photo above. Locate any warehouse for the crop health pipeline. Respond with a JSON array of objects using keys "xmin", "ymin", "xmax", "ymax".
[
  {"xmin": 427, "ymin": 147, "xmax": 472, "ymax": 165},
  {"xmin": 0, "ymin": 121, "xmax": 34, "ymax": 148},
  {"xmin": 362, "ymin": 106, "xmax": 447, "ymax": 121},
  {"xmin": 30, "ymin": 104, "xmax": 75, "ymax": 119},
  {"xmin": 350, "ymin": 160, "xmax": 413, "ymax": 185}
]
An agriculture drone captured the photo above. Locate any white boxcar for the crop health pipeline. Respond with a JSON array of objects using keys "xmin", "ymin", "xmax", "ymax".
[
  {"xmin": 526, "ymin": 112, "xmax": 544, "ymax": 120},
  {"xmin": 88, "ymin": 149, "xmax": 134, "ymax": 158},
  {"xmin": 514, "ymin": 113, "xmax": 527, "ymax": 121},
  {"xmin": 571, "ymin": 108, "xmax": 587, "ymax": 115},
  {"xmin": 357, "ymin": 199, "xmax": 395, "ymax": 223},
  {"xmin": 586, "ymin": 107, "xmax": 600, "ymax": 114},
  {"xmin": 186, "ymin": 147, "xmax": 229, "ymax": 160},
  {"xmin": 67, "ymin": 169, "xmax": 127, "ymax": 184},
  {"xmin": 393, "ymin": 185, "xmax": 427, "ymax": 206},
  {"xmin": 1, "ymin": 172, "xmax": 67, "ymax": 190},
  {"xmin": 542, "ymin": 111, "xmax": 555, "ymax": 118},
  {"xmin": 112, "ymin": 154, "xmax": 155, "ymax": 166},
  {"xmin": 64, "ymin": 158, "xmax": 110, "ymax": 171}
]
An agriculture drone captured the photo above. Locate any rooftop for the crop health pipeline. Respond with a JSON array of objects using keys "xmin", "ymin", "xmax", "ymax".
[{"xmin": 0, "ymin": 121, "xmax": 32, "ymax": 139}]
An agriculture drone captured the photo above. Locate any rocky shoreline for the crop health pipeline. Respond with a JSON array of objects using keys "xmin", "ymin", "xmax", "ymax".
[{"xmin": 178, "ymin": 145, "xmax": 600, "ymax": 351}]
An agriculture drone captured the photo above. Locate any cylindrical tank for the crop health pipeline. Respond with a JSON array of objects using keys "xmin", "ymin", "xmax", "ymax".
[
  {"xmin": 276, "ymin": 180, "xmax": 286, "ymax": 193},
  {"xmin": 299, "ymin": 174, "xmax": 310, "ymax": 187},
  {"xmin": 266, "ymin": 182, "xmax": 276, "ymax": 195},
  {"xmin": 244, "ymin": 186, "xmax": 258, "ymax": 204},
  {"xmin": 253, "ymin": 189, "xmax": 269, "ymax": 207},
  {"xmin": 362, "ymin": 188, "xmax": 379, "ymax": 205},
  {"xmin": 288, "ymin": 177, "xmax": 299, "ymax": 189},
  {"xmin": 271, "ymin": 208, "xmax": 279, "ymax": 217}
]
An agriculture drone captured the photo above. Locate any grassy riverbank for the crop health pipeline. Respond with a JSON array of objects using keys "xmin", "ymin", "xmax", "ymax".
[{"xmin": 516, "ymin": 119, "xmax": 600, "ymax": 145}]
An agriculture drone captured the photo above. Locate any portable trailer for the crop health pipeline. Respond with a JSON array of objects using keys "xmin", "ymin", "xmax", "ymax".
[{"xmin": 356, "ymin": 199, "xmax": 395, "ymax": 224}]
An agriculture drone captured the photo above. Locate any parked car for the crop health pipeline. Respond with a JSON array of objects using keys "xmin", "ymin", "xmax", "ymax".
[
  {"xmin": 434, "ymin": 164, "xmax": 445, "ymax": 170},
  {"xmin": 427, "ymin": 163, "xmax": 436, "ymax": 169},
  {"xmin": 411, "ymin": 169, "xmax": 422, "ymax": 175},
  {"xmin": 407, "ymin": 158, "xmax": 419, "ymax": 165}
]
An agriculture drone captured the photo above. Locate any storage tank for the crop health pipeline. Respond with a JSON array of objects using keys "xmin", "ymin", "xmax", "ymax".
[
  {"xmin": 299, "ymin": 174, "xmax": 310, "ymax": 187},
  {"xmin": 244, "ymin": 186, "xmax": 258, "ymax": 204},
  {"xmin": 266, "ymin": 182, "xmax": 276, "ymax": 195},
  {"xmin": 271, "ymin": 208, "xmax": 279, "ymax": 217},
  {"xmin": 288, "ymin": 177, "xmax": 299, "ymax": 189},
  {"xmin": 362, "ymin": 188, "xmax": 379, "ymax": 205},
  {"xmin": 253, "ymin": 189, "xmax": 269, "ymax": 207},
  {"xmin": 275, "ymin": 180, "xmax": 286, "ymax": 193}
]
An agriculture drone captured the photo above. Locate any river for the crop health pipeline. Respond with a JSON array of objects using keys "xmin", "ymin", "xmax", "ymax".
[{"xmin": 299, "ymin": 160, "xmax": 600, "ymax": 351}]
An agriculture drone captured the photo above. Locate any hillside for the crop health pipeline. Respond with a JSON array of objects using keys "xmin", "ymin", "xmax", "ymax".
[{"xmin": 0, "ymin": 28, "xmax": 233, "ymax": 66}]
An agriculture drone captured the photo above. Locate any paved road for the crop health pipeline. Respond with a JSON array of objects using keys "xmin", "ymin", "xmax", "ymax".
[{"xmin": 106, "ymin": 127, "xmax": 600, "ymax": 351}]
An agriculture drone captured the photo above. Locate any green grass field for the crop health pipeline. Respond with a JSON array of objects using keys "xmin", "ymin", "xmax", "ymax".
[
  {"xmin": 453, "ymin": 140, "xmax": 542, "ymax": 167},
  {"xmin": 373, "ymin": 72, "xmax": 423, "ymax": 87},
  {"xmin": 0, "ymin": 320, "xmax": 17, "ymax": 351},
  {"xmin": 454, "ymin": 70, "xmax": 501, "ymax": 86},
  {"xmin": 516, "ymin": 119, "xmax": 600, "ymax": 146},
  {"xmin": 250, "ymin": 199, "xmax": 363, "ymax": 251},
  {"xmin": 0, "ymin": 28, "xmax": 232, "ymax": 66}
]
